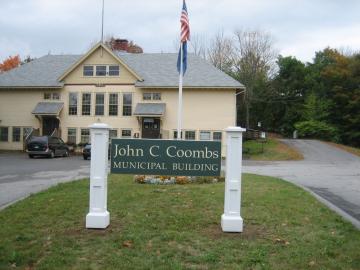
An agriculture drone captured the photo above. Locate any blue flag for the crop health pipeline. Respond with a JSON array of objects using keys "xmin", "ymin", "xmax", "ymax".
[{"xmin": 177, "ymin": 41, "xmax": 187, "ymax": 76}]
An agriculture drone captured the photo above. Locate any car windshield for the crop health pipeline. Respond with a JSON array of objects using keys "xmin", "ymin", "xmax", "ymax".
[{"xmin": 29, "ymin": 136, "xmax": 48, "ymax": 143}]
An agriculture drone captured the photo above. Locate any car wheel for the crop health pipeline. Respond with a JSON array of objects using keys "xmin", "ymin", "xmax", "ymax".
[
  {"xmin": 63, "ymin": 150, "xmax": 69, "ymax": 157},
  {"xmin": 29, "ymin": 154, "xmax": 34, "ymax": 158},
  {"xmin": 49, "ymin": 151, "xmax": 55, "ymax": 158},
  {"xmin": 83, "ymin": 155, "xmax": 88, "ymax": 160}
]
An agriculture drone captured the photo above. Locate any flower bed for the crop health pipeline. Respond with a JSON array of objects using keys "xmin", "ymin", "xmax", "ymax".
[{"xmin": 134, "ymin": 175, "xmax": 225, "ymax": 185}]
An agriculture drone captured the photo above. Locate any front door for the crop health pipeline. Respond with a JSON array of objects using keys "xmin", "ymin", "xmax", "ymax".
[
  {"xmin": 42, "ymin": 117, "xmax": 59, "ymax": 136},
  {"xmin": 142, "ymin": 118, "xmax": 160, "ymax": 139}
]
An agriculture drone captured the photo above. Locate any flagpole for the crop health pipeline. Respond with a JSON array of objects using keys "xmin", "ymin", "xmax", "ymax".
[
  {"xmin": 101, "ymin": 0, "xmax": 104, "ymax": 43},
  {"xmin": 177, "ymin": 42, "xmax": 183, "ymax": 140}
]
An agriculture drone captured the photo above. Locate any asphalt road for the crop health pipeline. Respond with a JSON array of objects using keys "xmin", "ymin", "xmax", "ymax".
[
  {"xmin": 0, "ymin": 153, "xmax": 90, "ymax": 209},
  {"xmin": 243, "ymin": 139, "xmax": 360, "ymax": 228}
]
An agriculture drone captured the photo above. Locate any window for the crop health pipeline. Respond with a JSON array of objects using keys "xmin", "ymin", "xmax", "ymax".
[
  {"xmin": 143, "ymin": 93, "xmax": 152, "ymax": 100},
  {"xmin": 109, "ymin": 65, "xmax": 120, "ymax": 76},
  {"xmin": 81, "ymin": 129, "xmax": 90, "ymax": 144},
  {"xmin": 143, "ymin": 92, "xmax": 161, "ymax": 100},
  {"xmin": 185, "ymin": 130, "xmax": 196, "ymax": 140},
  {"xmin": 123, "ymin": 93, "xmax": 132, "ymax": 116},
  {"xmin": 121, "ymin": 129, "xmax": 132, "ymax": 138},
  {"xmin": 96, "ymin": 65, "xmax": 106, "ymax": 76},
  {"xmin": 23, "ymin": 127, "xmax": 32, "ymax": 140},
  {"xmin": 200, "ymin": 131, "xmax": 211, "ymax": 140},
  {"xmin": 109, "ymin": 129, "xmax": 118, "ymax": 139},
  {"xmin": 12, "ymin": 127, "xmax": 21, "ymax": 142},
  {"xmin": 213, "ymin": 131, "xmax": 222, "ymax": 141},
  {"xmin": 52, "ymin": 93, "xmax": 60, "ymax": 100},
  {"xmin": 95, "ymin": 93, "xmax": 105, "ymax": 116},
  {"xmin": 45, "ymin": 93, "xmax": 60, "ymax": 100},
  {"xmin": 69, "ymin": 93, "xmax": 78, "ymax": 115},
  {"xmin": 83, "ymin": 65, "xmax": 94, "ymax": 76},
  {"xmin": 173, "ymin": 130, "xmax": 183, "ymax": 139},
  {"xmin": 67, "ymin": 128, "xmax": 77, "ymax": 144},
  {"xmin": 153, "ymin": 93, "xmax": 161, "ymax": 100},
  {"xmin": 82, "ymin": 93, "xmax": 91, "ymax": 115},
  {"xmin": 109, "ymin": 93, "xmax": 118, "ymax": 116},
  {"xmin": 0, "ymin": 127, "xmax": 8, "ymax": 142}
]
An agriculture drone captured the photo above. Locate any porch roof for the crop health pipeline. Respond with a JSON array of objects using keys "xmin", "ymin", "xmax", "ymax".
[
  {"xmin": 133, "ymin": 103, "xmax": 166, "ymax": 116},
  {"xmin": 32, "ymin": 102, "xmax": 64, "ymax": 115}
]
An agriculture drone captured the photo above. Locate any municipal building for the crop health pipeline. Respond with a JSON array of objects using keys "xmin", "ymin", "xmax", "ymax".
[{"xmin": 0, "ymin": 41, "xmax": 244, "ymax": 154}]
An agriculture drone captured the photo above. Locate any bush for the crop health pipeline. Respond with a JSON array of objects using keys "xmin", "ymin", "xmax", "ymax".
[{"xmin": 294, "ymin": 120, "xmax": 339, "ymax": 141}]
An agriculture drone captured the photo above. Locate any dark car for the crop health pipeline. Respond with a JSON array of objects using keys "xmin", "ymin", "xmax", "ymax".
[
  {"xmin": 83, "ymin": 144, "xmax": 91, "ymax": 160},
  {"xmin": 82, "ymin": 143, "xmax": 111, "ymax": 160},
  {"xmin": 27, "ymin": 136, "xmax": 70, "ymax": 158}
]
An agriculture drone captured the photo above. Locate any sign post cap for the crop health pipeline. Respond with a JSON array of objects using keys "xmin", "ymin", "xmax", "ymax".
[{"xmin": 225, "ymin": 126, "xmax": 246, "ymax": 132}]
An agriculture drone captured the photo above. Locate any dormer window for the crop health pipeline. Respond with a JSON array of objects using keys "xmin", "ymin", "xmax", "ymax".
[
  {"xmin": 83, "ymin": 65, "xmax": 120, "ymax": 77},
  {"xmin": 96, "ymin": 65, "xmax": 106, "ymax": 76},
  {"xmin": 109, "ymin": 65, "xmax": 120, "ymax": 76},
  {"xmin": 83, "ymin": 65, "xmax": 93, "ymax": 76}
]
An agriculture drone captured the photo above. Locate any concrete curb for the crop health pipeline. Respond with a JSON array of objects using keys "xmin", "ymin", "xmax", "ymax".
[
  {"xmin": 300, "ymin": 185, "xmax": 360, "ymax": 230},
  {"xmin": 264, "ymin": 175, "xmax": 360, "ymax": 230}
]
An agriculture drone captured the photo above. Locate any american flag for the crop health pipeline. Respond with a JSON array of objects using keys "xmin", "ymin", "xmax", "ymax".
[
  {"xmin": 177, "ymin": 0, "xmax": 190, "ymax": 75},
  {"xmin": 180, "ymin": 0, "xmax": 190, "ymax": 42}
]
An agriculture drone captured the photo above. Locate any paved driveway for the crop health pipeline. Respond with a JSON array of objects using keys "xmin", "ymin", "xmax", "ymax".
[
  {"xmin": 243, "ymin": 139, "xmax": 360, "ymax": 228},
  {"xmin": 0, "ymin": 152, "xmax": 90, "ymax": 209}
]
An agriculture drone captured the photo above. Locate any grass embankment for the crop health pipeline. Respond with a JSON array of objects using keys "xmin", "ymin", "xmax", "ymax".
[
  {"xmin": 243, "ymin": 138, "xmax": 303, "ymax": 161},
  {"xmin": 1, "ymin": 175, "xmax": 360, "ymax": 269},
  {"xmin": 326, "ymin": 141, "xmax": 360, "ymax": 157}
]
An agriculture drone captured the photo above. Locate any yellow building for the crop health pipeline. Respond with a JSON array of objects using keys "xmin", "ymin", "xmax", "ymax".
[{"xmin": 0, "ymin": 43, "xmax": 244, "ymax": 154}]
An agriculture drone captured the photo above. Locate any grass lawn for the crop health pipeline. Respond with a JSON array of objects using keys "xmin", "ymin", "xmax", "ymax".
[
  {"xmin": 243, "ymin": 138, "xmax": 303, "ymax": 161},
  {"xmin": 325, "ymin": 141, "xmax": 360, "ymax": 157},
  {"xmin": 1, "ymin": 174, "xmax": 360, "ymax": 270}
]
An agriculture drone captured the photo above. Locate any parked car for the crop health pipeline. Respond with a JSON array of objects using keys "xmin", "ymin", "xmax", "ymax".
[
  {"xmin": 83, "ymin": 144, "xmax": 91, "ymax": 160},
  {"xmin": 82, "ymin": 143, "xmax": 111, "ymax": 160},
  {"xmin": 27, "ymin": 136, "xmax": 70, "ymax": 158}
]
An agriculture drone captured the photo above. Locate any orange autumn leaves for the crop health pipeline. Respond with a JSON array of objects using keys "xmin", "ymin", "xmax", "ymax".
[{"xmin": 0, "ymin": 55, "xmax": 21, "ymax": 73}]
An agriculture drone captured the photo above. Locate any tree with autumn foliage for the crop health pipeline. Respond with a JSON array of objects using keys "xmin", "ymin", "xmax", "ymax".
[{"xmin": 0, "ymin": 55, "xmax": 21, "ymax": 73}]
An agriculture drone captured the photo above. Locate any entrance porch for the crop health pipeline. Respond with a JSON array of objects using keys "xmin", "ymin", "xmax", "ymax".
[{"xmin": 133, "ymin": 103, "xmax": 166, "ymax": 139}]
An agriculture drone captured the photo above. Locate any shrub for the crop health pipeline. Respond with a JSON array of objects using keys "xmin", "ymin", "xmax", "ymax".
[
  {"xmin": 175, "ymin": 176, "xmax": 189, "ymax": 185},
  {"xmin": 294, "ymin": 120, "xmax": 339, "ymax": 141},
  {"xmin": 134, "ymin": 175, "xmax": 146, "ymax": 184}
]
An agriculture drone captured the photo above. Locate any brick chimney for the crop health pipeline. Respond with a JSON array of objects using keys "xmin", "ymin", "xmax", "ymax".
[{"xmin": 111, "ymin": 39, "xmax": 129, "ymax": 51}]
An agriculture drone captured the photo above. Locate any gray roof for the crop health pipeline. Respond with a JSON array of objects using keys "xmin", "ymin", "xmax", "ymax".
[
  {"xmin": 0, "ymin": 55, "xmax": 81, "ymax": 88},
  {"xmin": 0, "ymin": 52, "xmax": 243, "ymax": 89},
  {"xmin": 32, "ymin": 102, "xmax": 64, "ymax": 115},
  {"xmin": 119, "ymin": 53, "xmax": 243, "ymax": 88},
  {"xmin": 134, "ymin": 103, "xmax": 166, "ymax": 116}
]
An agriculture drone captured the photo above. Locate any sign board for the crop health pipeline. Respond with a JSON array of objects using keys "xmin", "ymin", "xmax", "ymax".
[{"xmin": 110, "ymin": 139, "xmax": 221, "ymax": 176}]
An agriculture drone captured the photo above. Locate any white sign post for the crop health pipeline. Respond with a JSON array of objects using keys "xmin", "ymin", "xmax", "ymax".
[
  {"xmin": 221, "ymin": 126, "xmax": 246, "ymax": 232},
  {"xmin": 86, "ymin": 123, "xmax": 110, "ymax": 229}
]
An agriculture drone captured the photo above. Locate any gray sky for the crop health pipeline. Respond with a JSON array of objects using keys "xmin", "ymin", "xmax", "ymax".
[{"xmin": 1, "ymin": 0, "xmax": 360, "ymax": 62}]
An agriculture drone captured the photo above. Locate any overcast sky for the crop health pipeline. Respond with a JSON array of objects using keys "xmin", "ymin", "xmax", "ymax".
[{"xmin": 1, "ymin": 0, "xmax": 360, "ymax": 63}]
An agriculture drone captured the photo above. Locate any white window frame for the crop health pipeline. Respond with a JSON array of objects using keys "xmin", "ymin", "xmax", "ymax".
[{"xmin": 200, "ymin": 131, "xmax": 211, "ymax": 141}]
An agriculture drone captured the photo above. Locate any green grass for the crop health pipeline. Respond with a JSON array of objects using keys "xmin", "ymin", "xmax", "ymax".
[
  {"xmin": 243, "ymin": 138, "xmax": 303, "ymax": 160},
  {"xmin": 1, "ymin": 174, "xmax": 359, "ymax": 270}
]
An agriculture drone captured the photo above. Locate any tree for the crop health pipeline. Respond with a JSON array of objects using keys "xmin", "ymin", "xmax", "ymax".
[
  {"xmin": 207, "ymin": 31, "xmax": 234, "ymax": 75},
  {"xmin": 232, "ymin": 29, "xmax": 278, "ymax": 128},
  {"xmin": 267, "ymin": 55, "xmax": 307, "ymax": 134},
  {"xmin": 187, "ymin": 33, "xmax": 207, "ymax": 59},
  {"xmin": 0, "ymin": 55, "xmax": 21, "ymax": 73}
]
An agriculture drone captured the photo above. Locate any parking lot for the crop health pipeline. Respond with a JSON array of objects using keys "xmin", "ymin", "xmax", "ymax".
[{"xmin": 0, "ymin": 152, "xmax": 90, "ymax": 209}]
